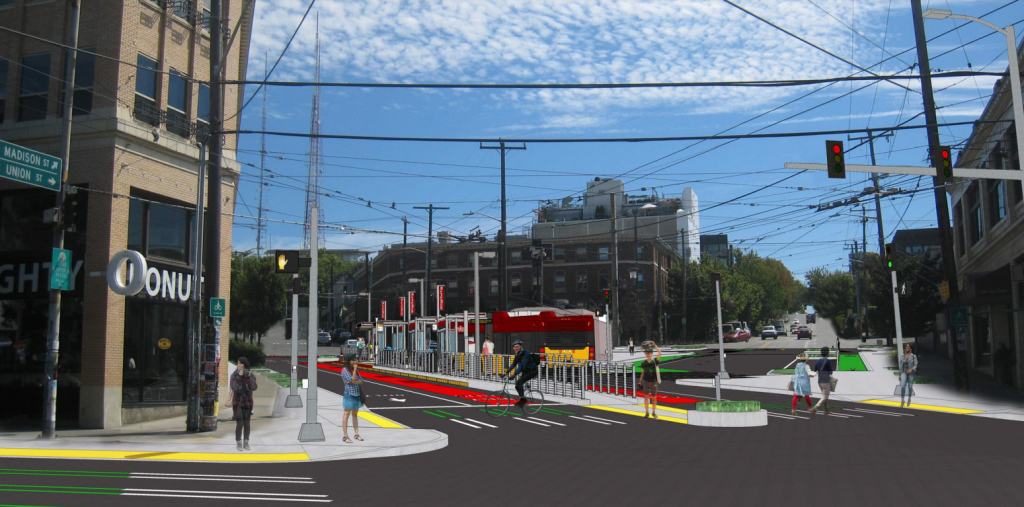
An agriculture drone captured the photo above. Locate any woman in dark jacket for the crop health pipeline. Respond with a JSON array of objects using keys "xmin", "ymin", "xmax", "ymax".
[{"xmin": 225, "ymin": 356, "xmax": 257, "ymax": 451}]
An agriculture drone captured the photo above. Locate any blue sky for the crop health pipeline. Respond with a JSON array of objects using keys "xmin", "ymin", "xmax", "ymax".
[{"xmin": 232, "ymin": 0, "xmax": 1022, "ymax": 281}]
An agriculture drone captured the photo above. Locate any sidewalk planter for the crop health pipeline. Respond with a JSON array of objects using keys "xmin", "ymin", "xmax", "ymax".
[{"xmin": 688, "ymin": 401, "xmax": 767, "ymax": 427}]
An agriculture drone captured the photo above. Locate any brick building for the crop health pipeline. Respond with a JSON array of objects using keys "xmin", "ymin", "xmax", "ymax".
[
  {"xmin": 349, "ymin": 233, "xmax": 680, "ymax": 343},
  {"xmin": 1, "ymin": 0, "xmax": 252, "ymax": 428}
]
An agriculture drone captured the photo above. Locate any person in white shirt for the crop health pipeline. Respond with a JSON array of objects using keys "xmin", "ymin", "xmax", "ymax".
[{"xmin": 482, "ymin": 337, "xmax": 495, "ymax": 375}]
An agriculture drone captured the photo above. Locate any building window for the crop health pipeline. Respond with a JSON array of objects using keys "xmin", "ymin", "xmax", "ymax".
[
  {"xmin": 987, "ymin": 179, "xmax": 1006, "ymax": 226},
  {"xmin": 636, "ymin": 246, "xmax": 644, "ymax": 261},
  {"xmin": 19, "ymin": 53, "xmax": 51, "ymax": 121},
  {"xmin": 1, "ymin": 189, "xmax": 55, "ymax": 252},
  {"xmin": 447, "ymin": 253, "xmax": 458, "ymax": 268},
  {"xmin": 954, "ymin": 201, "xmax": 965, "ymax": 256},
  {"xmin": 636, "ymin": 271, "xmax": 645, "ymax": 290},
  {"xmin": 599, "ymin": 270, "xmax": 609, "ymax": 289},
  {"xmin": 533, "ymin": 274, "xmax": 540, "ymax": 287},
  {"xmin": 554, "ymin": 248, "xmax": 565, "ymax": 261},
  {"xmin": 554, "ymin": 271, "xmax": 566, "ymax": 292},
  {"xmin": 196, "ymin": 83, "xmax": 210, "ymax": 138},
  {"xmin": 202, "ymin": 7, "xmax": 212, "ymax": 31},
  {"xmin": 511, "ymin": 274, "xmax": 522, "ymax": 294},
  {"xmin": 510, "ymin": 250, "xmax": 521, "ymax": 265},
  {"xmin": 447, "ymin": 276, "xmax": 458, "ymax": 295},
  {"xmin": 489, "ymin": 275, "xmax": 498, "ymax": 295},
  {"xmin": 398, "ymin": 258, "xmax": 404, "ymax": 270},
  {"xmin": 468, "ymin": 279, "xmax": 474, "ymax": 296},
  {"xmin": 173, "ymin": 0, "xmax": 193, "ymax": 23},
  {"xmin": 128, "ymin": 195, "xmax": 194, "ymax": 264},
  {"xmin": 576, "ymin": 247, "xmax": 587, "ymax": 262},
  {"xmin": 122, "ymin": 299, "xmax": 188, "ymax": 404},
  {"xmin": 166, "ymin": 70, "xmax": 190, "ymax": 137},
  {"xmin": 0, "ymin": 59, "xmax": 7, "ymax": 123},
  {"xmin": 967, "ymin": 183, "xmax": 983, "ymax": 245},
  {"xmin": 59, "ymin": 47, "xmax": 95, "ymax": 116},
  {"xmin": 599, "ymin": 247, "xmax": 609, "ymax": 261},
  {"xmin": 576, "ymin": 271, "xmax": 588, "ymax": 291},
  {"xmin": 430, "ymin": 257, "xmax": 437, "ymax": 269},
  {"xmin": 134, "ymin": 54, "xmax": 160, "ymax": 126}
]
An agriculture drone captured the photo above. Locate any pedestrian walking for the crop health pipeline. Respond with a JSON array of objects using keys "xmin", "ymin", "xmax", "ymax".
[
  {"xmin": 225, "ymin": 357, "xmax": 257, "ymax": 451},
  {"xmin": 357, "ymin": 338, "xmax": 365, "ymax": 360},
  {"xmin": 638, "ymin": 342, "xmax": 662, "ymax": 419},
  {"xmin": 809, "ymin": 346, "xmax": 834, "ymax": 417},
  {"xmin": 340, "ymin": 355, "xmax": 365, "ymax": 443},
  {"xmin": 482, "ymin": 336, "xmax": 494, "ymax": 375},
  {"xmin": 628, "ymin": 337, "xmax": 635, "ymax": 356},
  {"xmin": 899, "ymin": 343, "xmax": 918, "ymax": 407},
  {"xmin": 790, "ymin": 353, "xmax": 814, "ymax": 416}
]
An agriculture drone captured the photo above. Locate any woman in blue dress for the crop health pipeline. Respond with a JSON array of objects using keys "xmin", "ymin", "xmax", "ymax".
[
  {"xmin": 792, "ymin": 352, "xmax": 814, "ymax": 416},
  {"xmin": 340, "ymin": 355, "xmax": 365, "ymax": 443}
]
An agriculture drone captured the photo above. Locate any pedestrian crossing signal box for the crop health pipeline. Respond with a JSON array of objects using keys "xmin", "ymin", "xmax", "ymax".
[
  {"xmin": 274, "ymin": 250, "xmax": 311, "ymax": 274},
  {"xmin": 826, "ymin": 140, "xmax": 845, "ymax": 179}
]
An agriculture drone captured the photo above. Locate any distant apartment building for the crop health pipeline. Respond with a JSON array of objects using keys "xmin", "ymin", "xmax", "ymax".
[
  {"xmin": 700, "ymin": 234, "xmax": 731, "ymax": 265},
  {"xmin": 892, "ymin": 228, "xmax": 941, "ymax": 261}
]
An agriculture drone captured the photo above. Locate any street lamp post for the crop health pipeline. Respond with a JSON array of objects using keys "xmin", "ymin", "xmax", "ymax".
[
  {"xmin": 923, "ymin": 9, "xmax": 1024, "ymax": 169},
  {"xmin": 474, "ymin": 251, "xmax": 496, "ymax": 353}
]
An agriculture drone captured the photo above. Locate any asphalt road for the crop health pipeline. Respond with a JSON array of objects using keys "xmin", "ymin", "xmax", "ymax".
[{"xmin": 4, "ymin": 357, "xmax": 1023, "ymax": 507}]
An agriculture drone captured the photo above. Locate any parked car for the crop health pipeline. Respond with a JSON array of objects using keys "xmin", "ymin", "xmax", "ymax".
[
  {"xmin": 774, "ymin": 321, "xmax": 788, "ymax": 336},
  {"xmin": 724, "ymin": 323, "xmax": 750, "ymax": 343},
  {"xmin": 317, "ymin": 331, "xmax": 332, "ymax": 346},
  {"xmin": 797, "ymin": 326, "xmax": 812, "ymax": 339},
  {"xmin": 331, "ymin": 329, "xmax": 351, "ymax": 343},
  {"xmin": 760, "ymin": 326, "xmax": 777, "ymax": 340},
  {"xmin": 342, "ymin": 339, "xmax": 359, "ymax": 357}
]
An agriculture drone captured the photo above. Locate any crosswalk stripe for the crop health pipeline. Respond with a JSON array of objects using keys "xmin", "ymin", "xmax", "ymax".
[
  {"xmin": 767, "ymin": 413, "xmax": 797, "ymax": 420},
  {"xmin": 527, "ymin": 417, "xmax": 566, "ymax": 426},
  {"xmin": 570, "ymin": 416, "xmax": 611, "ymax": 425},
  {"xmin": 579, "ymin": 414, "xmax": 628, "ymax": 425},
  {"xmin": 847, "ymin": 407, "xmax": 908, "ymax": 417},
  {"xmin": 463, "ymin": 418, "xmax": 497, "ymax": 428},
  {"xmin": 451, "ymin": 419, "xmax": 481, "ymax": 429},
  {"xmin": 514, "ymin": 418, "xmax": 551, "ymax": 427}
]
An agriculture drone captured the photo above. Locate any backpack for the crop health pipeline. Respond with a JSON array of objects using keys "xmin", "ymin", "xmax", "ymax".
[{"xmin": 529, "ymin": 353, "xmax": 542, "ymax": 372}]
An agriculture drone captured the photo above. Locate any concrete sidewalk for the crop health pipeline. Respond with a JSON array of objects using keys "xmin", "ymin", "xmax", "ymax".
[
  {"xmin": 674, "ymin": 348, "xmax": 1024, "ymax": 421},
  {"xmin": 0, "ymin": 365, "xmax": 447, "ymax": 463}
]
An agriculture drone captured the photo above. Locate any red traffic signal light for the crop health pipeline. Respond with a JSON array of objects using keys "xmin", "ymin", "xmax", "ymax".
[
  {"xmin": 935, "ymin": 145, "xmax": 953, "ymax": 184},
  {"xmin": 825, "ymin": 140, "xmax": 845, "ymax": 179}
]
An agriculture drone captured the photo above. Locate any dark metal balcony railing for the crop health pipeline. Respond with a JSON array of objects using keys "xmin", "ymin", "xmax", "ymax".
[
  {"xmin": 133, "ymin": 96, "xmax": 163, "ymax": 127},
  {"xmin": 165, "ymin": 108, "xmax": 191, "ymax": 138}
]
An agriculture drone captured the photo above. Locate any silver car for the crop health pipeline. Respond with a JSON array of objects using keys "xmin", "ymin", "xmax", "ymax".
[
  {"xmin": 342, "ymin": 339, "xmax": 359, "ymax": 357},
  {"xmin": 317, "ymin": 331, "xmax": 332, "ymax": 346}
]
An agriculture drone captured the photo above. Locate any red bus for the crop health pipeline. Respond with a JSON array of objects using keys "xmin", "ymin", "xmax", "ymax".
[{"xmin": 490, "ymin": 308, "xmax": 610, "ymax": 361}]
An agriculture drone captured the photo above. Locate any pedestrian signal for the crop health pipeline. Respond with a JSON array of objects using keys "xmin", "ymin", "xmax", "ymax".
[
  {"xmin": 826, "ymin": 140, "xmax": 845, "ymax": 179},
  {"xmin": 275, "ymin": 250, "xmax": 299, "ymax": 273}
]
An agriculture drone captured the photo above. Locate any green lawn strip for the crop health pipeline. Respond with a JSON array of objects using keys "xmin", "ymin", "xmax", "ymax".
[
  {"xmin": 434, "ymin": 410, "xmax": 462, "ymax": 418},
  {"xmin": 422, "ymin": 410, "xmax": 448, "ymax": 418},
  {"xmin": 770, "ymin": 369, "xmax": 795, "ymax": 375},
  {"xmin": 837, "ymin": 353, "xmax": 867, "ymax": 371},
  {"xmin": 632, "ymin": 354, "xmax": 688, "ymax": 366}
]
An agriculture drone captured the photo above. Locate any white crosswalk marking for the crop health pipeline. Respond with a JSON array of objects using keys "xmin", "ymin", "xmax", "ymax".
[
  {"xmin": 580, "ymin": 414, "xmax": 628, "ymax": 425},
  {"xmin": 527, "ymin": 417, "xmax": 566, "ymax": 426},
  {"xmin": 848, "ymin": 407, "xmax": 909, "ymax": 417},
  {"xmin": 514, "ymin": 417, "xmax": 551, "ymax": 427},
  {"xmin": 451, "ymin": 419, "xmax": 482, "ymax": 429},
  {"xmin": 570, "ymin": 415, "xmax": 611, "ymax": 425},
  {"xmin": 463, "ymin": 418, "xmax": 497, "ymax": 428}
]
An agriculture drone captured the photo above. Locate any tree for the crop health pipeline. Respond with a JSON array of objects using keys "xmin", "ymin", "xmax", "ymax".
[
  {"xmin": 230, "ymin": 253, "xmax": 288, "ymax": 344},
  {"xmin": 805, "ymin": 266, "xmax": 856, "ymax": 337},
  {"xmin": 862, "ymin": 251, "xmax": 943, "ymax": 345}
]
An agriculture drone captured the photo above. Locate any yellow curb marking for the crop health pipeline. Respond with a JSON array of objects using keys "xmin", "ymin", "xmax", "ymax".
[
  {"xmin": 588, "ymin": 405, "xmax": 688, "ymax": 424},
  {"xmin": 859, "ymin": 399, "xmax": 983, "ymax": 414},
  {"xmin": 636, "ymin": 404, "xmax": 688, "ymax": 415},
  {"xmin": 0, "ymin": 448, "xmax": 309, "ymax": 462},
  {"xmin": 358, "ymin": 411, "xmax": 407, "ymax": 428}
]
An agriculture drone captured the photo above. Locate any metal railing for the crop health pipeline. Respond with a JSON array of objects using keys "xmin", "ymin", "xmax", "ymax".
[{"xmin": 583, "ymin": 360, "xmax": 638, "ymax": 399}]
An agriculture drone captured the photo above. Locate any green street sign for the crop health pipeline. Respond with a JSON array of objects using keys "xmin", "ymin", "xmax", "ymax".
[
  {"xmin": 955, "ymin": 324, "xmax": 966, "ymax": 334},
  {"xmin": 950, "ymin": 307, "xmax": 969, "ymax": 326},
  {"xmin": 209, "ymin": 298, "xmax": 226, "ymax": 317},
  {"xmin": 0, "ymin": 139, "xmax": 62, "ymax": 191},
  {"xmin": 50, "ymin": 248, "xmax": 72, "ymax": 290},
  {"xmin": 214, "ymin": 317, "xmax": 223, "ymax": 327}
]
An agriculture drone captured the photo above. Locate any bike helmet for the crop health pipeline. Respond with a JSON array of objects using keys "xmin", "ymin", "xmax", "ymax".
[{"xmin": 512, "ymin": 340, "xmax": 523, "ymax": 347}]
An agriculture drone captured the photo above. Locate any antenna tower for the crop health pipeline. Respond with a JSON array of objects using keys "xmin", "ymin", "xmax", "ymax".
[
  {"xmin": 303, "ymin": 13, "xmax": 326, "ymax": 250},
  {"xmin": 256, "ymin": 51, "xmax": 268, "ymax": 256}
]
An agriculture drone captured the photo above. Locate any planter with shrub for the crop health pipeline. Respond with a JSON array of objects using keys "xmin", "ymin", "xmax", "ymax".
[{"xmin": 687, "ymin": 400, "xmax": 767, "ymax": 427}]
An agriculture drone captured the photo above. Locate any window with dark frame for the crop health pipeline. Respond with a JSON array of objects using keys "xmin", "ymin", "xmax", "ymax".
[
  {"xmin": 953, "ymin": 201, "xmax": 965, "ymax": 256},
  {"xmin": 636, "ymin": 271, "xmax": 645, "ymax": 290},
  {"xmin": 554, "ymin": 271, "xmax": 566, "ymax": 292},
  {"xmin": 173, "ymin": 0, "xmax": 193, "ymax": 23},
  {"xmin": 122, "ymin": 299, "xmax": 188, "ymax": 404},
  {"xmin": 19, "ymin": 53, "xmax": 51, "ymax": 121},
  {"xmin": 59, "ymin": 47, "xmax": 95, "ymax": 116},
  {"xmin": 127, "ymin": 194, "xmax": 194, "ymax": 265},
  {"xmin": 554, "ymin": 248, "xmax": 565, "ymax": 261},
  {"xmin": 511, "ymin": 274, "xmax": 522, "ymax": 294},
  {"xmin": 636, "ymin": 246, "xmax": 644, "ymax": 261},
  {"xmin": 489, "ymin": 275, "xmax": 498, "ymax": 295},
  {"xmin": 0, "ymin": 59, "xmax": 7, "ymax": 123},
  {"xmin": 468, "ymin": 279, "xmax": 474, "ymax": 296},
  {"xmin": 447, "ymin": 276, "xmax": 458, "ymax": 295},
  {"xmin": 166, "ymin": 70, "xmax": 190, "ymax": 137},
  {"xmin": 968, "ymin": 183, "xmax": 983, "ymax": 245},
  {"xmin": 599, "ymin": 269, "xmax": 609, "ymax": 289},
  {"xmin": 576, "ymin": 247, "xmax": 587, "ymax": 262},
  {"xmin": 196, "ymin": 83, "xmax": 210, "ymax": 138},
  {"xmin": 576, "ymin": 271, "xmax": 587, "ymax": 291},
  {"xmin": 987, "ymin": 179, "xmax": 1006, "ymax": 226},
  {"xmin": 447, "ymin": 253, "xmax": 458, "ymax": 268},
  {"xmin": 510, "ymin": 250, "xmax": 521, "ymax": 265},
  {"xmin": 598, "ymin": 246, "xmax": 609, "ymax": 261},
  {"xmin": 134, "ymin": 54, "xmax": 160, "ymax": 126}
]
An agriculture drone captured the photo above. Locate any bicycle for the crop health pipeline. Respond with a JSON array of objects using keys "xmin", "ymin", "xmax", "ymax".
[{"xmin": 485, "ymin": 375, "xmax": 545, "ymax": 417}]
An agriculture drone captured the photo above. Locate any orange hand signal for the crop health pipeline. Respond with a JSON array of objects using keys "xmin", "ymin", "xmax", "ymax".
[{"xmin": 278, "ymin": 254, "xmax": 289, "ymax": 271}]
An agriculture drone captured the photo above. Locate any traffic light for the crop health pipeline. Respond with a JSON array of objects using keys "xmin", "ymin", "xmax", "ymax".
[
  {"xmin": 603, "ymin": 290, "xmax": 610, "ymax": 304},
  {"xmin": 62, "ymin": 187, "xmax": 85, "ymax": 232},
  {"xmin": 885, "ymin": 243, "xmax": 897, "ymax": 271},
  {"xmin": 275, "ymin": 250, "xmax": 299, "ymax": 273},
  {"xmin": 935, "ymin": 145, "xmax": 953, "ymax": 185},
  {"xmin": 826, "ymin": 140, "xmax": 845, "ymax": 179}
]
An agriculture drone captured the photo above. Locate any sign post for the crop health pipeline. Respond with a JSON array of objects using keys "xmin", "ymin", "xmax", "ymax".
[
  {"xmin": 0, "ymin": 139, "xmax": 63, "ymax": 192},
  {"xmin": 50, "ymin": 248, "xmax": 72, "ymax": 291}
]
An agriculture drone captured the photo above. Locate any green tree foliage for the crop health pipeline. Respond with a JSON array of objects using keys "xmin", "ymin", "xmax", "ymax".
[
  {"xmin": 230, "ymin": 253, "xmax": 288, "ymax": 343},
  {"xmin": 862, "ymin": 251, "xmax": 943, "ymax": 344},
  {"xmin": 805, "ymin": 266, "xmax": 856, "ymax": 337}
]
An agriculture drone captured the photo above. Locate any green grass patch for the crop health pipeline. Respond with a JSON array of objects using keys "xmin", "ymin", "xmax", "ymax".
[
  {"xmin": 770, "ymin": 369, "xmax": 795, "ymax": 375},
  {"xmin": 632, "ymin": 354, "xmax": 688, "ymax": 366},
  {"xmin": 837, "ymin": 353, "xmax": 867, "ymax": 371},
  {"xmin": 694, "ymin": 400, "xmax": 760, "ymax": 412}
]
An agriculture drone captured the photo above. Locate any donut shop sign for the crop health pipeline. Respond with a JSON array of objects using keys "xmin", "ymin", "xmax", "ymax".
[{"xmin": 106, "ymin": 250, "xmax": 199, "ymax": 302}]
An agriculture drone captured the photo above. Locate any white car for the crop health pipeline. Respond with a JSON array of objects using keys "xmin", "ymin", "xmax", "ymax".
[{"xmin": 760, "ymin": 326, "xmax": 777, "ymax": 340}]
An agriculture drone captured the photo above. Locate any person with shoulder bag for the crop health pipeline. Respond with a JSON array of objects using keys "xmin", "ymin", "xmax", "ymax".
[
  {"xmin": 340, "ymin": 355, "xmax": 366, "ymax": 443},
  {"xmin": 638, "ymin": 342, "xmax": 662, "ymax": 419},
  {"xmin": 899, "ymin": 343, "xmax": 918, "ymax": 407},
  {"xmin": 225, "ymin": 357, "xmax": 258, "ymax": 451},
  {"xmin": 809, "ymin": 346, "xmax": 836, "ymax": 417},
  {"xmin": 789, "ymin": 353, "xmax": 814, "ymax": 416}
]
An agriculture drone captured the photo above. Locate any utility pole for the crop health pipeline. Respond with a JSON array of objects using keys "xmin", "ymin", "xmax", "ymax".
[
  {"xmin": 42, "ymin": 0, "xmax": 80, "ymax": 439},
  {"xmin": 681, "ymin": 229, "xmax": 688, "ymax": 345},
  {"xmin": 256, "ymin": 51, "xmax": 267, "ymax": 258},
  {"xmin": 847, "ymin": 130, "xmax": 889, "ymax": 256},
  {"xmin": 206, "ymin": 0, "xmax": 224, "ymax": 322},
  {"xmin": 298, "ymin": 208, "xmax": 324, "ymax": 441},
  {"xmin": 480, "ymin": 140, "xmax": 526, "ymax": 312},
  {"xmin": 402, "ymin": 217, "xmax": 408, "ymax": 282},
  {"xmin": 911, "ymin": 0, "xmax": 968, "ymax": 391},
  {"xmin": 861, "ymin": 205, "xmax": 871, "ymax": 341},
  {"xmin": 846, "ymin": 241, "xmax": 862, "ymax": 334},
  {"xmin": 610, "ymin": 193, "xmax": 620, "ymax": 347},
  {"xmin": 414, "ymin": 205, "xmax": 449, "ymax": 318},
  {"xmin": 365, "ymin": 252, "xmax": 373, "ymax": 342}
]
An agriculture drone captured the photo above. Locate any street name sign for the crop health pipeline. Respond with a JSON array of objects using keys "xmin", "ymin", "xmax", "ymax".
[
  {"xmin": 209, "ymin": 298, "xmax": 227, "ymax": 317},
  {"xmin": 0, "ymin": 139, "xmax": 62, "ymax": 191},
  {"xmin": 50, "ymin": 248, "xmax": 72, "ymax": 290},
  {"xmin": 214, "ymin": 317, "xmax": 223, "ymax": 327}
]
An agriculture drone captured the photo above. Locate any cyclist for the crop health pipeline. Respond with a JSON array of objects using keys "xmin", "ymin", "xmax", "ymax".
[{"xmin": 504, "ymin": 340, "xmax": 538, "ymax": 407}]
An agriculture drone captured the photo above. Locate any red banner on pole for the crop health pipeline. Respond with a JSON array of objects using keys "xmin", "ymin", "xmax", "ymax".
[
  {"xmin": 381, "ymin": 301, "xmax": 386, "ymax": 319},
  {"xmin": 438, "ymin": 285, "xmax": 445, "ymax": 312},
  {"xmin": 409, "ymin": 291, "xmax": 416, "ymax": 316},
  {"xmin": 399, "ymin": 297, "xmax": 405, "ymax": 317}
]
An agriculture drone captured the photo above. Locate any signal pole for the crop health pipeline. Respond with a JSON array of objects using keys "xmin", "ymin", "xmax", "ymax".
[
  {"xmin": 480, "ymin": 140, "xmax": 526, "ymax": 311},
  {"xmin": 610, "ymin": 193, "xmax": 620, "ymax": 347}
]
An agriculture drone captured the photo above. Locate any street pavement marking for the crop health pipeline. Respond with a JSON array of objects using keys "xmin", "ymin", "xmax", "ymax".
[
  {"xmin": 463, "ymin": 418, "xmax": 497, "ymax": 428},
  {"xmin": 357, "ymin": 410, "xmax": 407, "ymax": 428},
  {"xmin": 451, "ymin": 419, "xmax": 482, "ymax": 429},
  {"xmin": 125, "ymin": 488, "xmax": 328, "ymax": 498},
  {"xmin": 570, "ymin": 416, "xmax": 611, "ymax": 425},
  {"xmin": 579, "ymin": 414, "xmax": 629, "ymax": 425},
  {"xmin": 635, "ymin": 404, "xmax": 688, "ymax": 415},
  {"xmin": 0, "ymin": 448, "xmax": 309, "ymax": 462},
  {"xmin": 131, "ymin": 472, "xmax": 313, "ymax": 480},
  {"xmin": 859, "ymin": 399, "xmax": 983, "ymax": 414},
  {"xmin": 527, "ymin": 417, "xmax": 567, "ymax": 427},
  {"xmin": 121, "ymin": 492, "xmax": 330, "ymax": 502},
  {"xmin": 356, "ymin": 378, "xmax": 473, "ymax": 406},
  {"xmin": 587, "ymin": 405, "xmax": 686, "ymax": 424},
  {"xmin": 846, "ymin": 407, "xmax": 909, "ymax": 417},
  {"xmin": 514, "ymin": 418, "xmax": 551, "ymax": 427},
  {"xmin": 767, "ymin": 413, "xmax": 798, "ymax": 420},
  {"xmin": 829, "ymin": 411, "xmax": 862, "ymax": 418}
]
